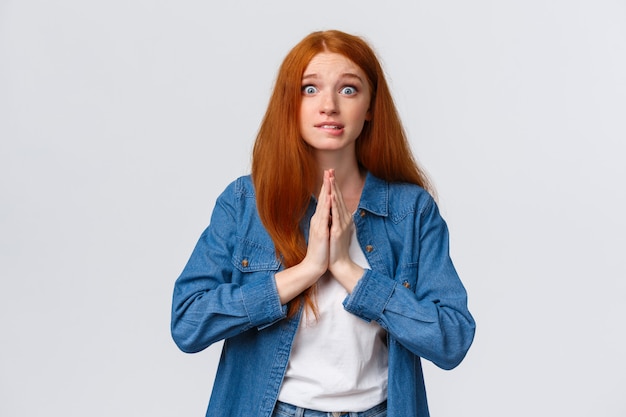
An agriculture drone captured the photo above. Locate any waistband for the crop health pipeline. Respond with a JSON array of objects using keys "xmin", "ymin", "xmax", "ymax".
[{"xmin": 272, "ymin": 400, "xmax": 387, "ymax": 417}]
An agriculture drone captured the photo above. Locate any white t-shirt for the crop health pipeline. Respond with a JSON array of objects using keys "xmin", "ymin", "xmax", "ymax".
[{"xmin": 277, "ymin": 228, "xmax": 388, "ymax": 412}]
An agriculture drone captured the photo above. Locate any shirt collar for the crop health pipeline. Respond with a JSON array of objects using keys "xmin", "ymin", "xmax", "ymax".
[{"xmin": 357, "ymin": 172, "xmax": 389, "ymax": 217}]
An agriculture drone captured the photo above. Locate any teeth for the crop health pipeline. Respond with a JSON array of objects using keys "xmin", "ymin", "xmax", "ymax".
[{"xmin": 321, "ymin": 125, "xmax": 341, "ymax": 129}]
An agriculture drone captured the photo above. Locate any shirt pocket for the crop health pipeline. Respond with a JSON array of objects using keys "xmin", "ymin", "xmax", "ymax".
[{"xmin": 232, "ymin": 237, "xmax": 281, "ymax": 274}]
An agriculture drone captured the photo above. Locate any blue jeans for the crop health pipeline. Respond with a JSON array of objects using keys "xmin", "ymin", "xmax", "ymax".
[{"xmin": 271, "ymin": 400, "xmax": 387, "ymax": 417}]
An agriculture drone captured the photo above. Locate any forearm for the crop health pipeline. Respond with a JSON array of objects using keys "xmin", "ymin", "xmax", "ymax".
[
  {"xmin": 343, "ymin": 269, "xmax": 475, "ymax": 369},
  {"xmin": 274, "ymin": 259, "xmax": 326, "ymax": 304},
  {"xmin": 171, "ymin": 273, "xmax": 286, "ymax": 353}
]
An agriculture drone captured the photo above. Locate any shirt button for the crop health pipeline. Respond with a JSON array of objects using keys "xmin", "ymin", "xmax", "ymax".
[
  {"xmin": 241, "ymin": 259, "xmax": 249, "ymax": 268},
  {"xmin": 359, "ymin": 210, "xmax": 366, "ymax": 218},
  {"xmin": 365, "ymin": 245, "xmax": 374, "ymax": 253},
  {"xmin": 403, "ymin": 281, "xmax": 411, "ymax": 289}
]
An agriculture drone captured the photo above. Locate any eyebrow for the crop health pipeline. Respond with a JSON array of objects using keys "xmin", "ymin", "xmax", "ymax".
[{"xmin": 301, "ymin": 73, "xmax": 364, "ymax": 82}]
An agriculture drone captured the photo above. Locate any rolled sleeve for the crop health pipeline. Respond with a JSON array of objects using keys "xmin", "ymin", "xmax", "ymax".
[
  {"xmin": 240, "ymin": 274, "xmax": 287, "ymax": 329},
  {"xmin": 343, "ymin": 269, "xmax": 396, "ymax": 322}
]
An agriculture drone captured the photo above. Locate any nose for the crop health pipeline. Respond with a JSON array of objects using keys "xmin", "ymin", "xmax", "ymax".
[{"xmin": 320, "ymin": 91, "xmax": 338, "ymax": 115}]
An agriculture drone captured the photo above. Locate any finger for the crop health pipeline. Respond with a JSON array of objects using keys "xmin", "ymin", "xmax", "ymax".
[
  {"xmin": 312, "ymin": 172, "xmax": 332, "ymax": 228},
  {"xmin": 324, "ymin": 170, "xmax": 332, "ymax": 196},
  {"xmin": 316, "ymin": 174, "xmax": 331, "ymax": 215},
  {"xmin": 329, "ymin": 176, "xmax": 349, "ymax": 222}
]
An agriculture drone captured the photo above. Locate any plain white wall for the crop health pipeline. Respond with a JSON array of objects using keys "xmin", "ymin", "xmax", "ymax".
[{"xmin": 1, "ymin": 1, "xmax": 625, "ymax": 416}]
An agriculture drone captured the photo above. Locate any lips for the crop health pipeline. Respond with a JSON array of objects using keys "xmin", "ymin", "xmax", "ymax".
[{"xmin": 315, "ymin": 122, "xmax": 344, "ymax": 129}]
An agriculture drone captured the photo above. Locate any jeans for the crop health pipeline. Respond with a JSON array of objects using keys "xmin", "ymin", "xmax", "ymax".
[{"xmin": 271, "ymin": 400, "xmax": 387, "ymax": 417}]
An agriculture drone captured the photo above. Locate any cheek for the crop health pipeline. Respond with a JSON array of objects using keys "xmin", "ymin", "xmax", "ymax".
[
  {"xmin": 298, "ymin": 107, "xmax": 310, "ymax": 138},
  {"xmin": 297, "ymin": 108, "xmax": 306, "ymax": 130},
  {"xmin": 299, "ymin": 101, "xmax": 312, "ymax": 121},
  {"xmin": 358, "ymin": 105, "xmax": 371, "ymax": 123},
  {"xmin": 365, "ymin": 108, "xmax": 372, "ymax": 122}
]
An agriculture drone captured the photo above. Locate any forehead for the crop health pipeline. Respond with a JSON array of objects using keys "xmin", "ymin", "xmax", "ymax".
[{"xmin": 302, "ymin": 52, "xmax": 365, "ymax": 78}]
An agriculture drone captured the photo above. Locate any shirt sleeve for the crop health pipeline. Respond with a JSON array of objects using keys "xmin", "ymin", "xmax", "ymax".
[
  {"xmin": 343, "ymin": 197, "xmax": 475, "ymax": 370},
  {"xmin": 171, "ymin": 181, "xmax": 287, "ymax": 354}
]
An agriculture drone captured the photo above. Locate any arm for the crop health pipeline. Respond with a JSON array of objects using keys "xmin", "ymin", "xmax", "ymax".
[
  {"xmin": 343, "ymin": 197, "xmax": 475, "ymax": 370},
  {"xmin": 170, "ymin": 183, "xmax": 286, "ymax": 353},
  {"xmin": 171, "ymin": 175, "xmax": 334, "ymax": 353}
]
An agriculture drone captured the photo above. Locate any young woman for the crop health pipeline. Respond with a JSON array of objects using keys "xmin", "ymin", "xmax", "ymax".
[{"xmin": 171, "ymin": 30, "xmax": 475, "ymax": 417}]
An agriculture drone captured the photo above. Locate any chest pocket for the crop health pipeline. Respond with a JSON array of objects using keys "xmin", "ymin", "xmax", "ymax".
[{"xmin": 232, "ymin": 237, "xmax": 281, "ymax": 273}]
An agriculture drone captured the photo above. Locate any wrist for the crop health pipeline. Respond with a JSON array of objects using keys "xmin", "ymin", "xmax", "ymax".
[{"xmin": 329, "ymin": 261, "xmax": 363, "ymax": 293}]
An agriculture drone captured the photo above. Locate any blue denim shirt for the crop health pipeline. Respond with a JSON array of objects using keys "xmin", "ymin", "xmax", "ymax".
[{"xmin": 171, "ymin": 173, "xmax": 475, "ymax": 417}]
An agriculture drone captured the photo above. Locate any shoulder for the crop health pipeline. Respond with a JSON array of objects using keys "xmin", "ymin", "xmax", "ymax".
[
  {"xmin": 219, "ymin": 175, "xmax": 256, "ymax": 199},
  {"xmin": 363, "ymin": 173, "xmax": 435, "ymax": 220},
  {"xmin": 386, "ymin": 180, "xmax": 431, "ymax": 200},
  {"xmin": 389, "ymin": 182, "xmax": 436, "ymax": 223},
  {"xmin": 211, "ymin": 175, "xmax": 257, "ymax": 219}
]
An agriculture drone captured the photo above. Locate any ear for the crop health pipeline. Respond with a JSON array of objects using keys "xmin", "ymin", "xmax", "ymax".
[{"xmin": 365, "ymin": 108, "xmax": 372, "ymax": 121}]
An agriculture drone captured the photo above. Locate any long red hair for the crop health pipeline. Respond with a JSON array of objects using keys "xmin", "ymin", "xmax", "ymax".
[{"xmin": 251, "ymin": 30, "xmax": 433, "ymax": 315}]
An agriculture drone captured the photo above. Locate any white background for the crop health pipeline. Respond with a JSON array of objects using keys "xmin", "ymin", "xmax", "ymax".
[{"xmin": 1, "ymin": 1, "xmax": 625, "ymax": 416}]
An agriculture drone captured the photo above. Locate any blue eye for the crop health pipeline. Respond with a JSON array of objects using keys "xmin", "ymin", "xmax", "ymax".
[
  {"xmin": 340, "ymin": 86, "xmax": 357, "ymax": 95},
  {"xmin": 302, "ymin": 85, "xmax": 318, "ymax": 95}
]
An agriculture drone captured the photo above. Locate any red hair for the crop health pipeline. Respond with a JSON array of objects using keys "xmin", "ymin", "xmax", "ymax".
[{"xmin": 251, "ymin": 30, "xmax": 433, "ymax": 316}]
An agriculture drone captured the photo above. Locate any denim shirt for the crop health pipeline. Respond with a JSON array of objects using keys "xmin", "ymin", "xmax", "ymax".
[{"xmin": 171, "ymin": 173, "xmax": 475, "ymax": 417}]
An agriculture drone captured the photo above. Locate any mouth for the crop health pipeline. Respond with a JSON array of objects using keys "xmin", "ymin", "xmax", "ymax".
[{"xmin": 315, "ymin": 122, "xmax": 344, "ymax": 130}]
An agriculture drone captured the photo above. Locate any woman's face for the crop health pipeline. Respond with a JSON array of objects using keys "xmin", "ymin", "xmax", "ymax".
[{"xmin": 299, "ymin": 52, "xmax": 371, "ymax": 154}]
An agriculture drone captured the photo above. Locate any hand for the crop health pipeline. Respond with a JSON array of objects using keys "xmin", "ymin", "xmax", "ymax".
[
  {"xmin": 275, "ymin": 170, "xmax": 363, "ymax": 304},
  {"xmin": 327, "ymin": 170, "xmax": 364, "ymax": 292},
  {"xmin": 273, "ymin": 172, "xmax": 331, "ymax": 304},
  {"xmin": 301, "ymin": 169, "xmax": 358, "ymax": 280},
  {"xmin": 327, "ymin": 170, "xmax": 353, "ymax": 269},
  {"xmin": 300, "ymin": 170, "xmax": 332, "ymax": 277}
]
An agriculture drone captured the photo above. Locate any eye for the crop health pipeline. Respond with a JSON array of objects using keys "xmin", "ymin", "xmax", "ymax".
[
  {"xmin": 340, "ymin": 86, "xmax": 357, "ymax": 95},
  {"xmin": 302, "ymin": 85, "xmax": 318, "ymax": 95}
]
